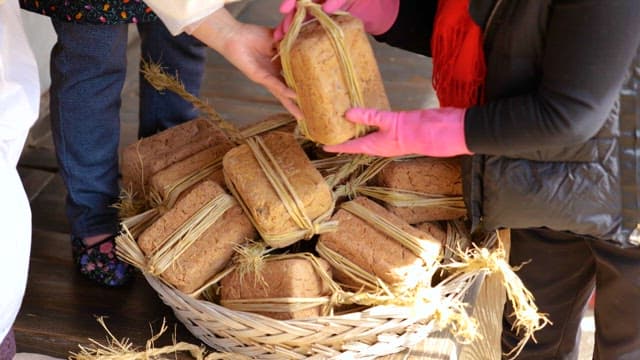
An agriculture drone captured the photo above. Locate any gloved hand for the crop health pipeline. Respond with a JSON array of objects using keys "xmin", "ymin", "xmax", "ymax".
[
  {"xmin": 323, "ymin": 107, "xmax": 473, "ymax": 157},
  {"xmin": 274, "ymin": 0, "xmax": 399, "ymax": 41}
]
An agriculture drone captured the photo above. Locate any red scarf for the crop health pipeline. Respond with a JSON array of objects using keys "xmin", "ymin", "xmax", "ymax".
[{"xmin": 431, "ymin": 0, "xmax": 486, "ymax": 108}]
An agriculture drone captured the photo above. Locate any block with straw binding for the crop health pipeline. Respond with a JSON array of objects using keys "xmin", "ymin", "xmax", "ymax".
[
  {"xmin": 317, "ymin": 196, "xmax": 442, "ymax": 293},
  {"xmin": 284, "ymin": 14, "xmax": 390, "ymax": 145},
  {"xmin": 222, "ymin": 131, "xmax": 334, "ymax": 248},
  {"xmin": 149, "ymin": 143, "xmax": 233, "ymax": 208},
  {"xmin": 137, "ymin": 180, "xmax": 256, "ymax": 294},
  {"xmin": 219, "ymin": 255, "xmax": 332, "ymax": 320},
  {"xmin": 121, "ymin": 118, "xmax": 232, "ymax": 207},
  {"xmin": 372, "ymin": 157, "xmax": 467, "ymax": 223}
]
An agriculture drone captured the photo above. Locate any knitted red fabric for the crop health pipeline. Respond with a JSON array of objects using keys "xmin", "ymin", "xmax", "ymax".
[{"xmin": 431, "ymin": 0, "xmax": 486, "ymax": 108}]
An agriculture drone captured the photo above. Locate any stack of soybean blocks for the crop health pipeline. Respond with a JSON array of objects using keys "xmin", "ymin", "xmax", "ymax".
[{"xmin": 118, "ymin": 14, "xmax": 466, "ymax": 320}]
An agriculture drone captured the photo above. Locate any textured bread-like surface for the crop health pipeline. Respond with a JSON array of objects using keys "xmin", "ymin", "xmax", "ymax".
[
  {"xmin": 121, "ymin": 118, "xmax": 230, "ymax": 200},
  {"xmin": 150, "ymin": 144, "xmax": 233, "ymax": 200},
  {"xmin": 374, "ymin": 157, "xmax": 467, "ymax": 223},
  {"xmin": 414, "ymin": 221, "xmax": 448, "ymax": 246},
  {"xmin": 222, "ymin": 131, "xmax": 333, "ymax": 242},
  {"xmin": 138, "ymin": 180, "xmax": 256, "ymax": 293},
  {"xmin": 317, "ymin": 197, "xmax": 441, "ymax": 289},
  {"xmin": 220, "ymin": 257, "xmax": 332, "ymax": 319},
  {"xmin": 290, "ymin": 15, "xmax": 390, "ymax": 145}
]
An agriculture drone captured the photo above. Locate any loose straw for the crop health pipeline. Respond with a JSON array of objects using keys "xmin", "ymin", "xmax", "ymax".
[
  {"xmin": 69, "ymin": 317, "xmax": 245, "ymax": 360},
  {"xmin": 443, "ymin": 233, "xmax": 552, "ymax": 359},
  {"xmin": 279, "ymin": 0, "xmax": 368, "ymax": 142}
]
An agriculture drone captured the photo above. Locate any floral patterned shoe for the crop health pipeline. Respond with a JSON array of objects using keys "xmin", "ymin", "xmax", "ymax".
[{"xmin": 71, "ymin": 234, "xmax": 133, "ymax": 287}]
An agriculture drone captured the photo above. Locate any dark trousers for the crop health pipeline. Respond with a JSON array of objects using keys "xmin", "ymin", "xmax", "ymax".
[
  {"xmin": 49, "ymin": 20, "xmax": 206, "ymax": 239},
  {"xmin": 502, "ymin": 228, "xmax": 640, "ymax": 359}
]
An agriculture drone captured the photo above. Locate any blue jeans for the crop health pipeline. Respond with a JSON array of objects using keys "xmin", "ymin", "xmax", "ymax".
[{"xmin": 49, "ymin": 20, "xmax": 206, "ymax": 239}]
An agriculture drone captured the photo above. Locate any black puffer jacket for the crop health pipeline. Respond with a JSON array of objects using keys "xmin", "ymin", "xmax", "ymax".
[{"xmin": 376, "ymin": 0, "xmax": 640, "ymax": 246}]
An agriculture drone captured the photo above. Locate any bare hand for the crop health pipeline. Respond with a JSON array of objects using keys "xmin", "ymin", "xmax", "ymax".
[
  {"xmin": 222, "ymin": 23, "xmax": 302, "ymax": 119},
  {"xmin": 191, "ymin": 9, "xmax": 302, "ymax": 119}
]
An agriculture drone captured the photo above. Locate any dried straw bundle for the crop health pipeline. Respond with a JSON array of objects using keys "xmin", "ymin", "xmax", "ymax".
[{"xmin": 69, "ymin": 317, "xmax": 245, "ymax": 360}]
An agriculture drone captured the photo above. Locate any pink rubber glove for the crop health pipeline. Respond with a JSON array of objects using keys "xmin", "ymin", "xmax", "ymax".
[
  {"xmin": 323, "ymin": 107, "xmax": 473, "ymax": 157},
  {"xmin": 274, "ymin": 0, "xmax": 399, "ymax": 41}
]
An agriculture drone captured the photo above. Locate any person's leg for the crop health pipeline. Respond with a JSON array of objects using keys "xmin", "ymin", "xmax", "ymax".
[
  {"xmin": 137, "ymin": 21, "xmax": 206, "ymax": 138},
  {"xmin": 49, "ymin": 20, "xmax": 132, "ymax": 286},
  {"xmin": 590, "ymin": 240, "xmax": 640, "ymax": 360},
  {"xmin": 502, "ymin": 228, "xmax": 595, "ymax": 359}
]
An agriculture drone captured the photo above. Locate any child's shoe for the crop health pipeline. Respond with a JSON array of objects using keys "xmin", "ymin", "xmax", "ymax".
[{"xmin": 71, "ymin": 234, "xmax": 133, "ymax": 287}]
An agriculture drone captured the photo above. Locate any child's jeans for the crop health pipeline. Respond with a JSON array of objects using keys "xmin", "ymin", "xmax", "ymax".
[{"xmin": 49, "ymin": 20, "xmax": 206, "ymax": 239}]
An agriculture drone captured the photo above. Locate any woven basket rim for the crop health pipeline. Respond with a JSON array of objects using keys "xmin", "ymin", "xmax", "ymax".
[{"xmin": 144, "ymin": 271, "xmax": 485, "ymax": 359}]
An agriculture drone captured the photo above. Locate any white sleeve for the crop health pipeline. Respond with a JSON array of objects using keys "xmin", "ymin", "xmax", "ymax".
[
  {"xmin": 0, "ymin": 0, "xmax": 37, "ymax": 341},
  {"xmin": 144, "ymin": 0, "xmax": 226, "ymax": 35}
]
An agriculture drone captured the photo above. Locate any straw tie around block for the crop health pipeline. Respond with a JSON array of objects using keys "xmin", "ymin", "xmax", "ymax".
[
  {"xmin": 279, "ymin": 0, "xmax": 368, "ymax": 142},
  {"xmin": 224, "ymin": 135, "xmax": 337, "ymax": 248}
]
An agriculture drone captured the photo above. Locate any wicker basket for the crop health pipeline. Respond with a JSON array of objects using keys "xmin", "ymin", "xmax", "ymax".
[{"xmin": 142, "ymin": 268, "xmax": 485, "ymax": 359}]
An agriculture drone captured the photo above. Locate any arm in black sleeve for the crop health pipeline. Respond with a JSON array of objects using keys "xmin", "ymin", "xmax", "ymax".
[
  {"xmin": 465, "ymin": 0, "xmax": 640, "ymax": 155},
  {"xmin": 374, "ymin": 0, "xmax": 437, "ymax": 56}
]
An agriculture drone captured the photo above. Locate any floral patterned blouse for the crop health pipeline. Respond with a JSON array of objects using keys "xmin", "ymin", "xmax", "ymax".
[{"xmin": 20, "ymin": 0, "xmax": 158, "ymax": 24}]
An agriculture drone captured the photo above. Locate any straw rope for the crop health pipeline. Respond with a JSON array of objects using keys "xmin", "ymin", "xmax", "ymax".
[
  {"xmin": 279, "ymin": 0, "xmax": 368, "ymax": 142},
  {"xmin": 240, "ymin": 113, "xmax": 297, "ymax": 139},
  {"xmin": 141, "ymin": 61, "xmax": 244, "ymax": 145},
  {"xmin": 325, "ymin": 154, "xmax": 376, "ymax": 189}
]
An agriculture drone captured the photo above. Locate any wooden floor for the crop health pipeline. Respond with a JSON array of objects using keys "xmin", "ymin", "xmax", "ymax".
[{"xmin": 14, "ymin": 1, "xmax": 436, "ymax": 358}]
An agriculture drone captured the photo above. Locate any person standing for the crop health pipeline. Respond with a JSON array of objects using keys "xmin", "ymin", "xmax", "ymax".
[{"xmin": 278, "ymin": 0, "xmax": 640, "ymax": 358}]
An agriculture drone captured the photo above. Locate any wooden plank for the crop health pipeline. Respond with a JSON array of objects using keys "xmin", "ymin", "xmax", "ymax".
[
  {"xmin": 17, "ymin": 167, "xmax": 55, "ymax": 202},
  {"xmin": 18, "ymin": 146, "xmax": 58, "ymax": 173},
  {"xmin": 29, "ymin": 174, "xmax": 69, "ymax": 234}
]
